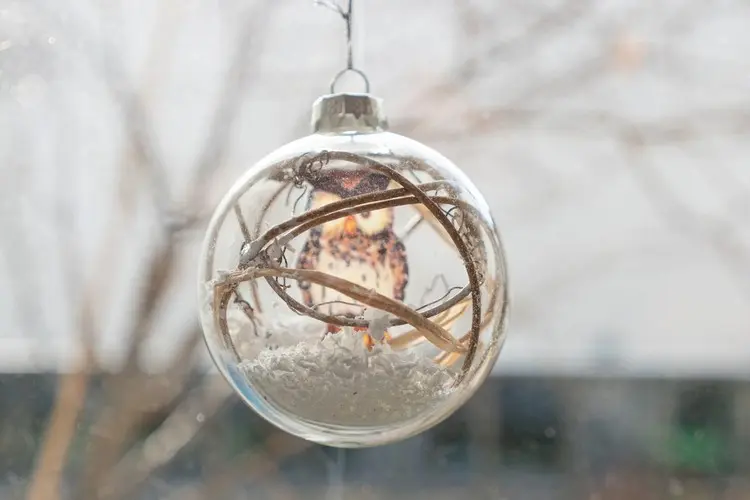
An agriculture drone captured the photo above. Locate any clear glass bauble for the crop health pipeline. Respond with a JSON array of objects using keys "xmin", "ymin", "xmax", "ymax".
[{"xmin": 198, "ymin": 92, "xmax": 509, "ymax": 447}]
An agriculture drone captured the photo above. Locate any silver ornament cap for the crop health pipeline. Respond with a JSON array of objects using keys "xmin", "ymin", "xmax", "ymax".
[{"xmin": 311, "ymin": 93, "xmax": 389, "ymax": 134}]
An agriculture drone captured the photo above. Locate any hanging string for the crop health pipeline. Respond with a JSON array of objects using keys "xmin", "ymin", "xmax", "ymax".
[{"xmin": 314, "ymin": 0, "xmax": 371, "ymax": 93}]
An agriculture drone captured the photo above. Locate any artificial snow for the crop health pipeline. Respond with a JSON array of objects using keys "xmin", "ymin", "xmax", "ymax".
[
  {"xmin": 239, "ymin": 331, "xmax": 457, "ymax": 427},
  {"xmin": 219, "ymin": 303, "xmax": 326, "ymax": 359}
]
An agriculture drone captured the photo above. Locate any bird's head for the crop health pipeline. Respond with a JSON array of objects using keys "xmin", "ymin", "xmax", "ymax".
[{"xmin": 308, "ymin": 168, "xmax": 394, "ymax": 237}]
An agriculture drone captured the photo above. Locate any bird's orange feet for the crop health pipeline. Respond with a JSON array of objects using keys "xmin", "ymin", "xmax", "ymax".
[
  {"xmin": 324, "ymin": 324, "xmax": 391, "ymax": 350},
  {"xmin": 358, "ymin": 327, "xmax": 391, "ymax": 351},
  {"xmin": 321, "ymin": 323, "xmax": 341, "ymax": 341}
]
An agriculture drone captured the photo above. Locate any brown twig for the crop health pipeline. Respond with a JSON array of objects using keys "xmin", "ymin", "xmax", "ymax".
[
  {"xmin": 389, "ymin": 300, "xmax": 471, "ymax": 351},
  {"xmin": 25, "ymin": 370, "xmax": 90, "ymax": 500},
  {"xmin": 216, "ymin": 267, "xmax": 466, "ymax": 353},
  {"xmin": 248, "ymin": 193, "xmax": 477, "ymax": 328},
  {"xmin": 229, "ymin": 175, "xmax": 477, "ymax": 330},
  {"xmin": 240, "ymin": 180, "xmax": 448, "ymax": 264},
  {"xmin": 399, "ymin": 212, "xmax": 426, "ymax": 239},
  {"xmin": 234, "ymin": 203, "xmax": 253, "ymax": 242}
]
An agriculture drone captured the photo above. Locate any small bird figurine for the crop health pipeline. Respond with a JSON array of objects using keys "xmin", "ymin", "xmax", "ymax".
[{"xmin": 296, "ymin": 168, "xmax": 409, "ymax": 348}]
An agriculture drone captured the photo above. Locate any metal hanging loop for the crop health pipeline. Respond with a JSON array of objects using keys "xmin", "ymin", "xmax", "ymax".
[
  {"xmin": 315, "ymin": 0, "xmax": 371, "ymax": 94},
  {"xmin": 329, "ymin": 67, "xmax": 370, "ymax": 94}
]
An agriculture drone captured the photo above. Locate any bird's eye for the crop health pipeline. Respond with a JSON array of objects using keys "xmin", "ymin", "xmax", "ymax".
[{"xmin": 360, "ymin": 211, "xmax": 371, "ymax": 219}]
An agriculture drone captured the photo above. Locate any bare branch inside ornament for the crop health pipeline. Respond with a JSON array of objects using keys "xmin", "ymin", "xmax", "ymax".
[
  {"xmin": 233, "ymin": 204, "xmax": 252, "ymax": 242},
  {"xmin": 232, "ymin": 290, "xmax": 260, "ymax": 337},
  {"xmin": 209, "ymin": 151, "xmax": 500, "ymax": 383},
  {"xmin": 419, "ymin": 273, "xmax": 451, "ymax": 304},
  {"xmin": 398, "ymin": 213, "xmax": 425, "ymax": 239},
  {"xmin": 238, "ymin": 190, "xmax": 479, "ymax": 329},
  {"xmin": 216, "ymin": 266, "xmax": 467, "ymax": 354}
]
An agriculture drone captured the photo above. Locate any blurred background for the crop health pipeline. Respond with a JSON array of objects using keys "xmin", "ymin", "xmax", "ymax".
[{"xmin": 1, "ymin": 0, "xmax": 750, "ymax": 498}]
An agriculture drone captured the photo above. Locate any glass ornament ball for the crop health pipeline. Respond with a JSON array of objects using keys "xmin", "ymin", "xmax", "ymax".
[{"xmin": 198, "ymin": 92, "xmax": 509, "ymax": 448}]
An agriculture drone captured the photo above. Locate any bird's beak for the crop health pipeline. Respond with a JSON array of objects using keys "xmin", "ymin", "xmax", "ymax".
[{"xmin": 344, "ymin": 215, "xmax": 357, "ymax": 235}]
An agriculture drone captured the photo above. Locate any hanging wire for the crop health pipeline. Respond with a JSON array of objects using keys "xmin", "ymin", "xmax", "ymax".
[{"xmin": 314, "ymin": 0, "xmax": 371, "ymax": 93}]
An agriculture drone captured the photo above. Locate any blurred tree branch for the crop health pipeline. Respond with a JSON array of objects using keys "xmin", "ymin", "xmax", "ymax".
[
  {"xmin": 453, "ymin": 0, "xmax": 595, "ymax": 82},
  {"xmin": 402, "ymin": 106, "xmax": 750, "ymax": 145},
  {"xmin": 25, "ymin": 0, "xmax": 279, "ymax": 498},
  {"xmin": 165, "ymin": 431, "xmax": 311, "ymax": 500},
  {"xmin": 25, "ymin": 1, "xmax": 186, "ymax": 497},
  {"xmin": 73, "ymin": 2, "xmax": 280, "ymax": 499},
  {"xmin": 624, "ymin": 137, "xmax": 750, "ymax": 300},
  {"xmin": 97, "ymin": 377, "xmax": 232, "ymax": 499}
]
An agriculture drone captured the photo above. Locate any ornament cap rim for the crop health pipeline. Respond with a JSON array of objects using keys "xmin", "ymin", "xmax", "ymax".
[{"xmin": 311, "ymin": 92, "xmax": 389, "ymax": 135}]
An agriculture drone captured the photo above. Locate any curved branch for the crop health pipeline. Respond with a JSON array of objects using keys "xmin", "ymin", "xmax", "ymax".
[
  {"xmin": 314, "ymin": 152, "xmax": 485, "ymax": 378},
  {"xmin": 240, "ymin": 180, "xmax": 448, "ymax": 265},
  {"xmin": 217, "ymin": 152, "xmax": 500, "ymax": 381},
  {"xmin": 216, "ymin": 267, "xmax": 466, "ymax": 354},
  {"xmin": 248, "ymin": 191, "xmax": 491, "ymax": 329}
]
